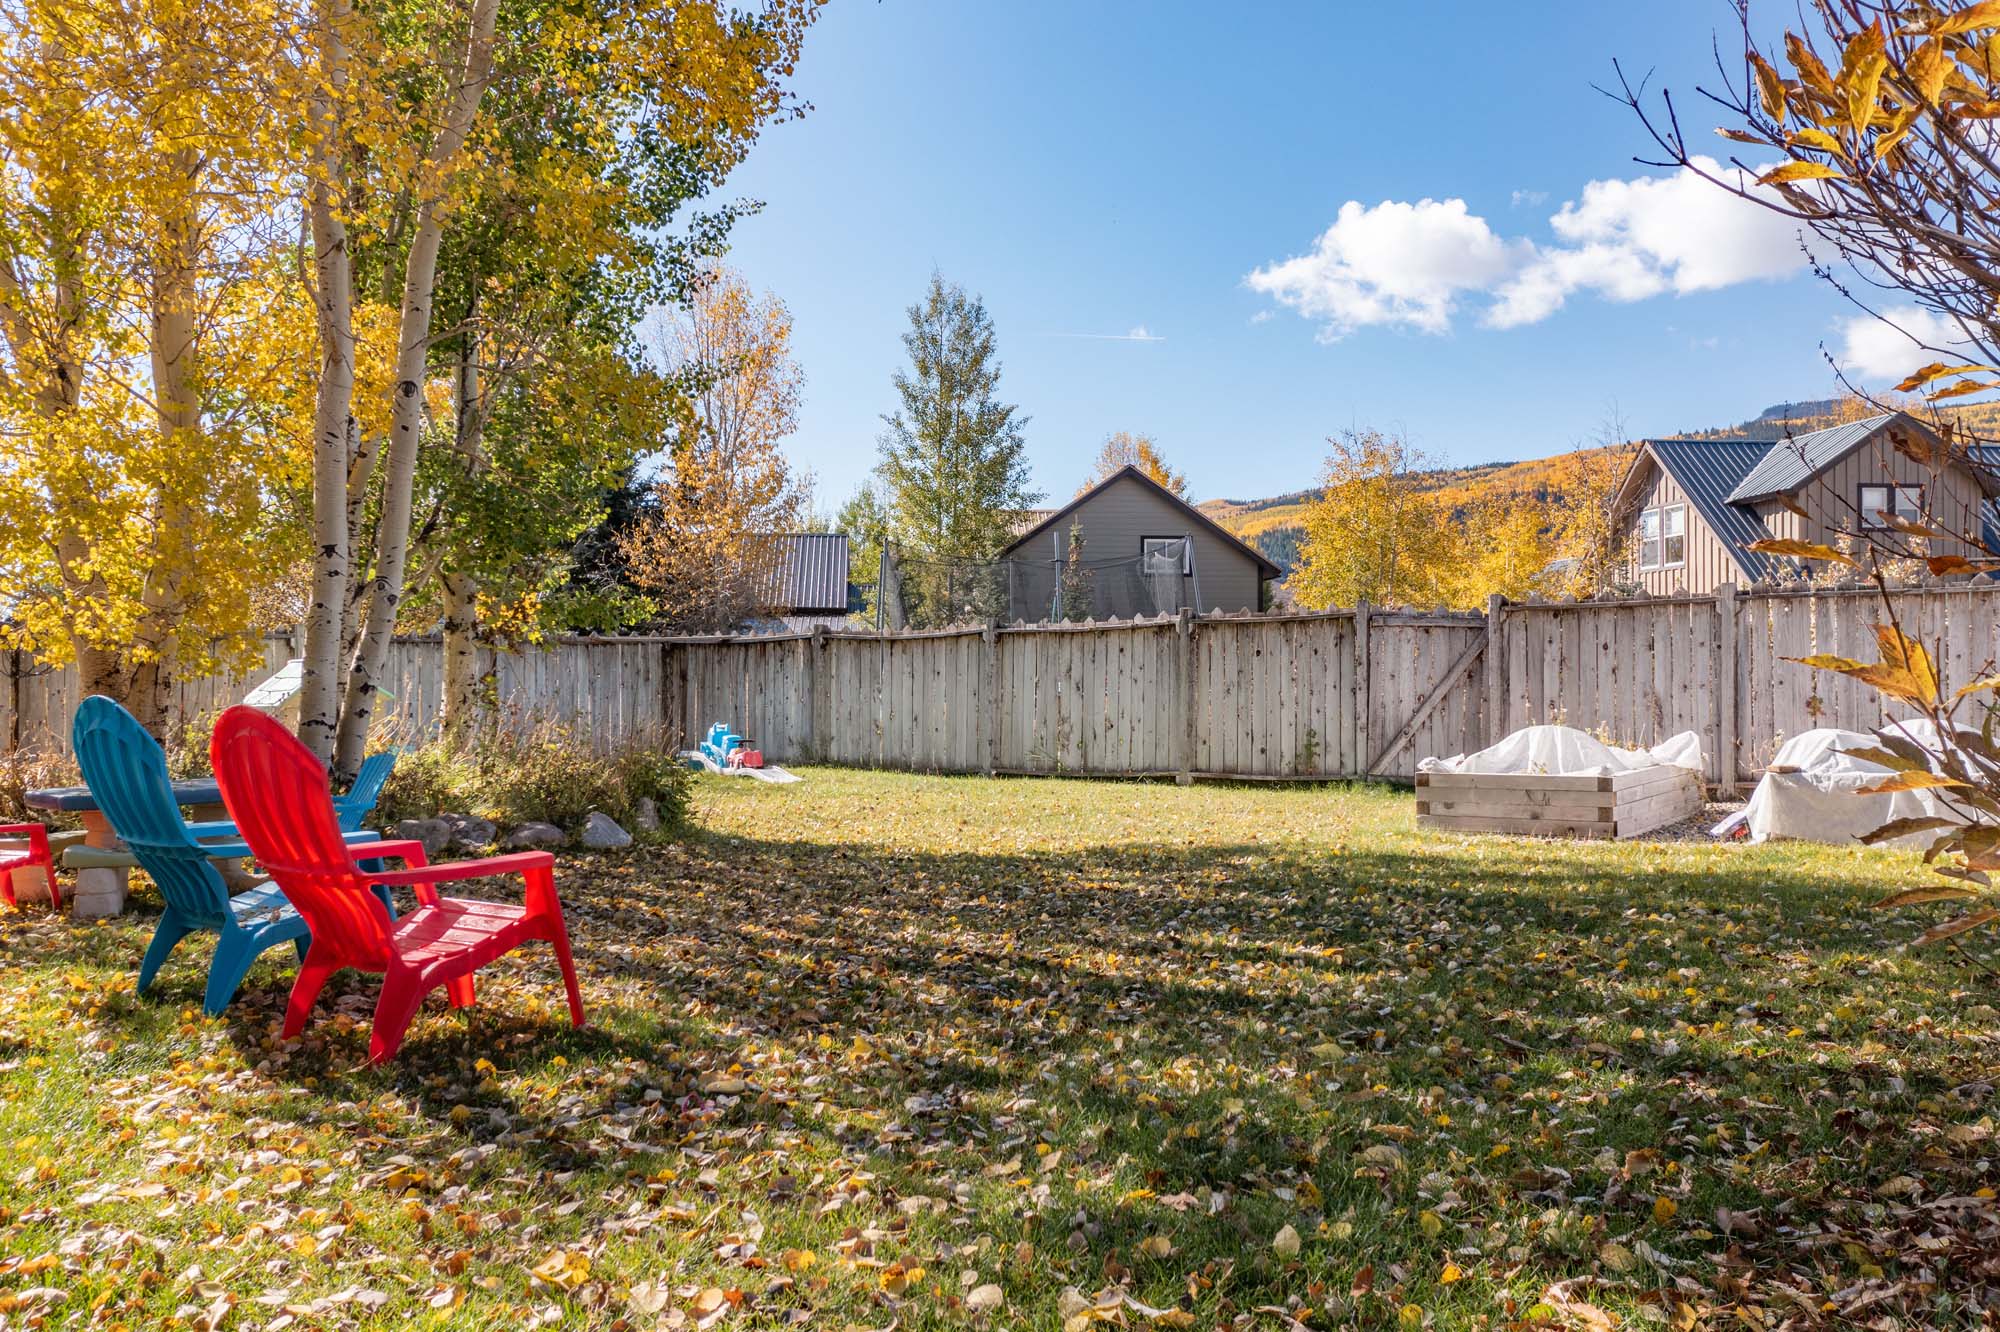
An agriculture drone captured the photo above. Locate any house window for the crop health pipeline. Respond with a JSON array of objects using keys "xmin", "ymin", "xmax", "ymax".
[
  {"xmin": 1140, "ymin": 536, "xmax": 1191, "ymax": 575},
  {"xmin": 1638, "ymin": 504, "xmax": 1685, "ymax": 571},
  {"xmin": 1858, "ymin": 483, "xmax": 1924, "ymax": 530}
]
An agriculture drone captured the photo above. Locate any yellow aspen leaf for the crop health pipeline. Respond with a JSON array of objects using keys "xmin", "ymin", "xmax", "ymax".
[
  {"xmin": 1748, "ymin": 537, "xmax": 1861, "ymax": 565},
  {"xmin": 1927, "ymin": 377, "xmax": 2000, "ymax": 400},
  {"xmin": 1914, "ymin": 908, "xmax": 2000, "ymax": 945},
  {"xmin": 1759, "ymin": 159, "xmax": 1846, "ymax": 184},
  {"xmin": 1787, "ymin": 35, "xmax": 1836, "ymax": 101},
  {"xmin": 1875, "ymin": 624, "xmax": 1941, "ymax": 703},
  {"xmin": 1922, "ymin": 1, "xmax": 2000, "ymax": 36},
  {"xmin": 1908, "ymin": 38, "xmax": 1952, "ymax": 105},
  {"xmin": 1787, "ymin": 126, "xmax": 1843, "ymax": 152},
  {"xmin": 1836, "ymin": 22, "xmax": 1891, "ymax": 131},
  {"xmin": 1857, "ymin": 770, "xmax": 1967, "ymax": 794},
  {"xmin": 1653, "ymin": 1197, "xmax": 1679, "ymax": 1224},
  {"xmin": 1873, "ymin": 884, "xmax": 1981, "ymax": 908},
  {"xmin": 1439, "ymin": 1262, "xmax": 1465, "ymax": 1284},
  {"xmin": 1893, "ymin": 360, "xmax": 1997, "ymax": 391},
  {"xmin": 1751, "ymin": 51, "xmax": 1789, "ymax": 119}
]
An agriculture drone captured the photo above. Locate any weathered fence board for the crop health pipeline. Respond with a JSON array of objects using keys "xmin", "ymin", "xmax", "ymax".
[{"xmin": 11, "ymin": 584, "xmax": 2000, "ymax": 787}]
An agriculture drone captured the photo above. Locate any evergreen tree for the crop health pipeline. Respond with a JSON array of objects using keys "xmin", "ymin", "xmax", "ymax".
[{"xmin": 876, "ymin": 273, "xmax": 1040, "ymax": 561}]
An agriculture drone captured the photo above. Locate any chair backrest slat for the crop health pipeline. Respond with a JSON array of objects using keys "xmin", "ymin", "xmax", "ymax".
[
  {"xmin": 333, "ymin": 750, "xmax": 397, "ymax": 831},
  {"xmin": 211, "ymin": 707, "xmax": 394, "ymax": 961},
  {"xmin": 71, "ymin": 697, "xmax": 232, "ymax": 923}
]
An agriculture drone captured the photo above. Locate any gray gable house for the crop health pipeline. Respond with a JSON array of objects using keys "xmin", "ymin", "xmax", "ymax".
[
  {"xmin": 1609, "ymin": 412, "xmax": 2000, "ymax": 594},
  {"xmin": 997, "ymin": 465, "xmax": 1280, "ymax": 621}
]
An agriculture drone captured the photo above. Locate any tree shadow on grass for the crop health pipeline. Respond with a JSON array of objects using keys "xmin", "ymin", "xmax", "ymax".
[{"xmin": 89, "ymin": 826, "xmax": 1995, "ymax": 1321}]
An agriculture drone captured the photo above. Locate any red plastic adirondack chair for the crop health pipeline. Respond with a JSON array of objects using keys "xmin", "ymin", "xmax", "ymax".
[
  {"xmin": 0, "ymin": 824, "xmax": 58, "ymax": 910},
  {"xmin": 209, "ymin": 706, "xmax": 585, "ymax": 1062}
]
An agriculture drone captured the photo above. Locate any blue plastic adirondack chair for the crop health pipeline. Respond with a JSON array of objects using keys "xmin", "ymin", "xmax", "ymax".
[
  {"xmin": 70, "ymin": 697, "xmax": 389, "ymax": 1016},
  {"xmin": 334, "ymin": 750, "xmax": 398, "ymax": 832}
]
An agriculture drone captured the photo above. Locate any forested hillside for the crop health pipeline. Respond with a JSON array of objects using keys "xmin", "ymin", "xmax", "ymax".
[{"xmin": 1204, "ymin": 397, "xmax": 1999, "ymax": 576}]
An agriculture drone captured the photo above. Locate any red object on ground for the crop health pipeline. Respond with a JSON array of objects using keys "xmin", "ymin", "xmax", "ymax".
[
  {"xmin": 209, "ymin": 706, "xmax": 585, "ymax": 1063},
  {"xmin": 736, "ymin": 749, "xmax": 764, "ymax": 769},
  {"xmin": 0, "ymin": 823, "xmax": 58, "ymax": 910}
]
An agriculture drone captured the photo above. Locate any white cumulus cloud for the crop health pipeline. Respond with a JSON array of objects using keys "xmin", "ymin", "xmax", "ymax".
[
  {"xmin": 1836, "ymin": 306, "xmax": 1971, "ymax": 384},
  {"xmin": 1248, "ymin": 159, "xmax": 1811, "ymax": 339},
  {"xmin": 1244, "ymin": 197, "xmax": 1529, "ymax": 340}
]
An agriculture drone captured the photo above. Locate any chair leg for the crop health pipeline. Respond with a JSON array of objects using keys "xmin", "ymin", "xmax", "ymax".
[
  {"xmin": 368, "ymin": 971, "xmax": 430, "ymax": 1064},
  {"xmin": 137, "ymin": 914, "xmax": 195, "ymax": 997},
  {"xmin": 546, "ymin": 918, "xmax": 586, "ymax": 1029},
  {"xmin": 42, "ymin": 858, "xmax": 60, "ymax": 912},
  {"xmin": 444, "ymin": 970, "xmax": 475, "ymax": 1010},
  {"xmin": 203, "ymin": 933, "xmax": 265, "ymax": 1017},
  {"xmin": 283, "ymin": 952, "xmax": 340, "ymax": 1039}
]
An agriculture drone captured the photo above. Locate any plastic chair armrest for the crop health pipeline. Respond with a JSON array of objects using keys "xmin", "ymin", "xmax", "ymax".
[
  {"xmin": 0, "ymin": 824, "xmax": 50, "ymax": 861},
  {"xmin": 362, "ymin": 850, "xmax": 554, "ymax": 887}
]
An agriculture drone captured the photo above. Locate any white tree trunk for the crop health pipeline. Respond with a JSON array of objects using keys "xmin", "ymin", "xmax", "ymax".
[
  {"xmin": 332, "ymin": 0, "xmax": 500, "ymax": 775},
  {"xmin": 299, "ymin": 0, "xmax": 356, "ymax": 761},
  {"xmin": 439, "ymin": 570, "xmax": 480, "ymax": 743}
]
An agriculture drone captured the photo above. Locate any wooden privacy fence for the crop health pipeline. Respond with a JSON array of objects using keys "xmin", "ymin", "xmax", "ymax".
[{"xmin": 7, "ymin": 583, "xmax": 2000, "ymax": 787}]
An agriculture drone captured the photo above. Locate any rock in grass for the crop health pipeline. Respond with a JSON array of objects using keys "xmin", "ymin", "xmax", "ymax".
[
  {"xmin": 503, "ymin": 821, "xmax": 566, "ymax": 850},
  {"xmin": 394, "ymin": 818, "xmax": 453, "ymax": 856},
  {"xmin": 633, "ymin": 797, "xmax": 660, "ymax": 832},
  {"xmin": 580, "ymin": 812, "xmax": 632, "ymax": 850},
  {"xmin": 442, "ymin": 813, "xmax": 498, "ymax": 850}
]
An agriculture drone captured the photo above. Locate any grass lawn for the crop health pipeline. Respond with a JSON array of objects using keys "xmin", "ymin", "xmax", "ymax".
[{"xmin": 2, "ymin": 770, "xmax": 1997, "ymax": 1330}]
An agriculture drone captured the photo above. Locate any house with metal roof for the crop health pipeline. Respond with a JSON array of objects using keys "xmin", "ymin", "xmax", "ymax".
[
  {"xmin": 995, "ymin": 465, "xmax": 1281, "ymax": 620},
  {"xmin": 1607, "ymin": 412, "xmax": 2000, "ymax": 594},
  {"xmin": 742, "ymin": 532, "xmax": 855, "ymax": 631}
]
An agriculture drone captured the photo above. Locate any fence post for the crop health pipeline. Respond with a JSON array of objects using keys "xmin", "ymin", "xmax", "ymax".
[
  {"xmin": 1715, "ymin": 581, "xmax": 1739, "ymax": 797},
  {"xmin": 982, "ymin": 621, "xmax": 1000, "ymax": 776},
  {"xmin": 1176, "ymin": 607, "xmax": 1195, "ymax": 785},
  {"xmin": 809, "ymin": 625, "xmax": 830, "ymax": 762},
  {"xmin": 1484, "ymin": 593, "xmax": 1505, "ymax": 745},
  {"xmin": 1354, "ymin": 600, "xmax": 1371, "ymax": 780}
]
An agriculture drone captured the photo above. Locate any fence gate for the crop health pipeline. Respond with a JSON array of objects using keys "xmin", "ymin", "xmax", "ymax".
[{"xmin": 1356, "ymin": 610, "xmax": 1489, "ymax": 782}]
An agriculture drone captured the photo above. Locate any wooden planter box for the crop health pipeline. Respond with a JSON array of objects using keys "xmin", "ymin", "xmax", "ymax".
[{"xmin": 1415, "ymin": 765, "xmax": 1703, "ymax": 840}]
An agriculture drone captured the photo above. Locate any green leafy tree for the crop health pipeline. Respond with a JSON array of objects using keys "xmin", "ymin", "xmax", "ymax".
[
  {"xmin": 876, "ymin": 273, "xmax": 1040, "ymax": 561},
  {"xmin": 836, "ymin": 482, "xmax": 892, "ymax": 624}
]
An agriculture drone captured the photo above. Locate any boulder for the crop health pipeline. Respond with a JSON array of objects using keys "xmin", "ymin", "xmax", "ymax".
[
  {"xmin": 442, "ymin": 813, "xmax": 498, "ymax": 850},
  {"xmin": 503, "ymin": 821, "xmax": 566, "ymax": 850},
  {"xmin": 580, "ymin": 811, "xmax": 632, "ymax": 850},
  {"xmin": 633, "ymin": 797, "xmax": 660, "ymax": 833},
  {"xmin": 394, "ymin": 818, "xmax": 453, "ymax": 856}
]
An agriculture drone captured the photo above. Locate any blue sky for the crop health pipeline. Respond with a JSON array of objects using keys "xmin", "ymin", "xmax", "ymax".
[{"xmin": 717, "ymin": 1, "xmax": 1923, "ymax": 512}]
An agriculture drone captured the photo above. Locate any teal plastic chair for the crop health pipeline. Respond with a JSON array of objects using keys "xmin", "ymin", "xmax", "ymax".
[
  {"xmin": 69, "ymin": 697, "xmax": 388, "ymax": 1016},
  {"xmin": 334, "ymin": 750, "xmax": 398, "ymax": 831}
]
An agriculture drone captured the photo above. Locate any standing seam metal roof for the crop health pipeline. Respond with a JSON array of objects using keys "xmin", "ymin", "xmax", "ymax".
[
  {"xmin": 1643, "ymin": 439, "xmax": 1779, "ymax": 581},
  {"xmin": 1724, "ymin": 413, "xmax": 1899, "ymax": 502},
  {"xmin": 764, "ymin": 533, "xmax": 851, "ymax": 614}
]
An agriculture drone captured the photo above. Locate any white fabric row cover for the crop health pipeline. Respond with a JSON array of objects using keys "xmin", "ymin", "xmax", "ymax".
[
  {"xmin": 1419, "ymin": 724, "xmax": 1704, "ymax": 777},
  {"xmin": 1740, "ymin": 722, "xmax": 1968, "ymax": 846}
]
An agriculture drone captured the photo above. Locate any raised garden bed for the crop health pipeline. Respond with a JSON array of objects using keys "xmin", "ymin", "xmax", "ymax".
[{"xmin": 1415, "ymin": 764, "xmax": 1703, "ymax": 839}]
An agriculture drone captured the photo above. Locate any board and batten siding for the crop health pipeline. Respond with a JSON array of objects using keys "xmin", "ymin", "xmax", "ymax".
[
  {"xmin": 1623, "ymin": 462, "xmax": 1748, "ymax": 596},
  {"xmin": 1771, "ymin": 436, "xmax": 1990, "ymax": 555},
  {"xmin": 1002, "ymin": 473, "xmax": 1265, "ymax": 620}
]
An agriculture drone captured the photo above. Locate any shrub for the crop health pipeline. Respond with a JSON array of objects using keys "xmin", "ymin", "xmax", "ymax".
[
  {"xmin": 0, "ymin": 745, "xmax": 79, "ymax": 825},
  {"xmin": 375, "ymin": 722, "xmax": 692, "ymax": 841}
]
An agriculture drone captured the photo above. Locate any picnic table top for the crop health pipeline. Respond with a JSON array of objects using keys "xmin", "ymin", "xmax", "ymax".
[{"xmin": 25, "ymin": 778, "xmax": 224, "ymax": 812}]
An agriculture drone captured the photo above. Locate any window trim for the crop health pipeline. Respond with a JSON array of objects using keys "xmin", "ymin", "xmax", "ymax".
[
  {"xmin": 1637, "ymin": 503, "xmax": 1686, "ymax": 572},
  {"xmin": 1140, "ymin": 535, "xmax": 1192, "ymax": 576},
  {"xmin": 1857, "ymin": 482, "xmax": 1925, "ymax": 531}
]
